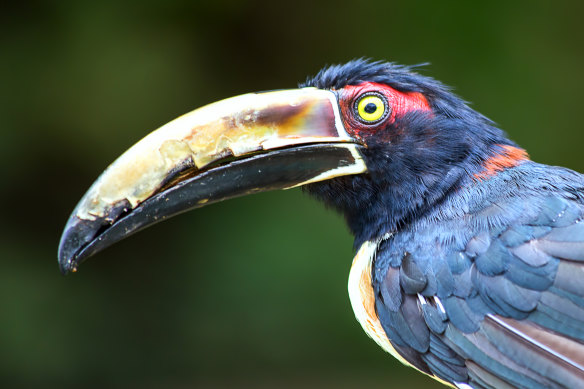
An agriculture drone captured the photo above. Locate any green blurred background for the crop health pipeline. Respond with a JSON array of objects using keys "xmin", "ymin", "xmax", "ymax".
[{"xmin": 1, "ymin": 1, "xmax": 583, "ymax": 388}]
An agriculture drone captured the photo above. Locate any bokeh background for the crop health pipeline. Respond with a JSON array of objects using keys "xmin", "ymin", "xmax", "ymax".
[{"xmin": 2, "ymin": 1, "xmax": 584, "ymax": 388}]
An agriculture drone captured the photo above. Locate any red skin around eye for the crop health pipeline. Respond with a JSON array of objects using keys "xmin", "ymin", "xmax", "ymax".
[{"xmin": 337, "ymin": 82, "xmax": 431, "ymax": 139}]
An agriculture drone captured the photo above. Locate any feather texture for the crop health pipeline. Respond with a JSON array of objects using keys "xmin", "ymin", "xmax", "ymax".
[{"xmin": 370, "ymin": 162, "xmax": 584, "ymax": 388}]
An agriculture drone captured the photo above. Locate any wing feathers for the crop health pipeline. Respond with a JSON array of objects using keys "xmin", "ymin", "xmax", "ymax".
[
  {"xmin": 486, "ymin": 316, "xmax": 584, "ymax": 382},
  {"xmin": 554, "ymin": 260, "xmax": 584, "ymax": 296},
  {"xmin": 492, "ymin": 316, "xmax": 584, "ymax": 370},
  {"xmin": 372, "ymin": 193, "xmax": 584, "ymax": 387},
  {"xmin": 537, "ymin": 240, "xmax": 584, "ymax": 261},
  {"xmin": 465, "ymin": 361, "xmax": 516, "ymax": 389},
  {"xmin": 444, "ymin": 325, "xmax": 547, "ymax": 388}
]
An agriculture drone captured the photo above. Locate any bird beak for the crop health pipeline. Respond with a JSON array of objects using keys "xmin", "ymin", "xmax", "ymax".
[{"xmin": 58, "ymin": 88, "xmax": 366, "ymax": 274}]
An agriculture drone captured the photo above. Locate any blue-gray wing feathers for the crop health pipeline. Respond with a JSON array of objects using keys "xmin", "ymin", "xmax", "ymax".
[{"xmin": 373, "ymin": 188, "xmax": 584, "ymax": 388}]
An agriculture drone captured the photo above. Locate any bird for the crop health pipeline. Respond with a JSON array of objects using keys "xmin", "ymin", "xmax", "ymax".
[{"xmin": 58, "ymin": 59, "xmax": 584, "ymax": 388}]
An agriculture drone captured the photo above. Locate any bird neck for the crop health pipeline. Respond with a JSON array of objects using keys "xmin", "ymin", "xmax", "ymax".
[
  {"xmin": 343, "ymin": 160, "xmax": 470, "ymax": 247},
  {"xmin": 306, "ymin": 138, "xmax": 527, "ymax": 249}
]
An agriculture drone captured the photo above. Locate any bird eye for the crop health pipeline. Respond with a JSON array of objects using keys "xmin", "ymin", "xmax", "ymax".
[{"xmin": 355, "ymin": 93, "xmax": 389, "ymax": 124}]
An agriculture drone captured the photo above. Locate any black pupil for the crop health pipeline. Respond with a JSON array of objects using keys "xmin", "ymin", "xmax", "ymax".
[{"xmin": 364, "ymin": 102, "xmax": 378, "ymax": 114}]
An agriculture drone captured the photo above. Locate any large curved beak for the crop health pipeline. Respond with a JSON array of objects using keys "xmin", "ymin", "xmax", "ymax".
[{"xmin": 58, "ymin": 88, "xmax": 366, "ymax": 274}]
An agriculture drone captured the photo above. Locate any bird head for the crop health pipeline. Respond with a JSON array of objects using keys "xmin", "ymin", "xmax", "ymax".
[
  {"xmin": 58, "ymin": 59, "xmax": 525, "ymax": 273},
  {"xmin": 300, "ymin": 59, "xmax": 524, "ymax": 243}
]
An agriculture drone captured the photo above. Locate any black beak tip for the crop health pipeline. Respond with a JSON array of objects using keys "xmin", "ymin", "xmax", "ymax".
[
  {"xmin": 58, "ymin": 220, "xmax": 84, "ymax": 275},
  {"xmin": 58, "ymin": 254, "xmax": 74, "ymax": 275},
  {"xmin": 57, "ymin": 216, "xmax": 107, "ymax": 275},
  {"xmin": 58, "ymin": 239, "xmax": 78, "ymax": 275}
]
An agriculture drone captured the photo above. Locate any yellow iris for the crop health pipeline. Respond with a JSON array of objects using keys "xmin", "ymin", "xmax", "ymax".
[{"xmin": 356, "ymin": 94, "xmax": 386, "ymax": 122}]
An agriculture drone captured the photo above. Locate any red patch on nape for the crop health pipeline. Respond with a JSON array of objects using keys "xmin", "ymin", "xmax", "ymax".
[{"xmin": 474, "ymin": 145, "xmax": 529, "ymax": 181}]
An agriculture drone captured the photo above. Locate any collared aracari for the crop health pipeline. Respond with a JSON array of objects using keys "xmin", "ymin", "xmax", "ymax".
[{"xmin": 58, "ymin": 59, "xmax": 584, "ymax": 388}]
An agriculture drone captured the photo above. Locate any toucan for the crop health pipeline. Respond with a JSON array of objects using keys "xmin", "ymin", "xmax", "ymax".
[{"xmin": 58, "ymin": 59, "xmax": 584, "ymax": 388}]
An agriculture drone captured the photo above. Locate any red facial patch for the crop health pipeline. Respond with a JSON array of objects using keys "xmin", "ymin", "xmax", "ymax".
[
  {"xmin": 337, "ymin": 82, "xmax": 431, "ymax": 140},
  {"xmin": 474, "ymin": 145, "xmax": 529, "ymax": 181}
]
